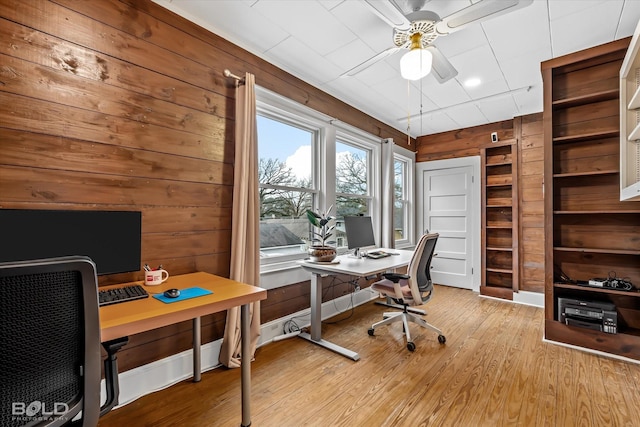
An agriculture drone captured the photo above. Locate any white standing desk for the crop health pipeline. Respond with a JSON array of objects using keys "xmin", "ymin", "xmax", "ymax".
[{"xmin": 298, "ymin": 248, "xmax": 413, "ymax": 361}]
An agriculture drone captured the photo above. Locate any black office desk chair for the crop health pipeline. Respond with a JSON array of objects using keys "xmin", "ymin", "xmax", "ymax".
[{"xmin": 0, "ymin": 256, "xmax": 102, "ymax": 426}]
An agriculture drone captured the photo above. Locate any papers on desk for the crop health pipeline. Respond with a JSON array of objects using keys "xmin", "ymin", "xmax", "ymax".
[{"xmin": 365, "ymin": 251, "xmax": 391, "ymax": 259}]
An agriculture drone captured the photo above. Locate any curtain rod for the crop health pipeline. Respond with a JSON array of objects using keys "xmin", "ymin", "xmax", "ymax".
[{"xmin": 223, "ymin": 69, "xmax": 245, "ymax": 85}]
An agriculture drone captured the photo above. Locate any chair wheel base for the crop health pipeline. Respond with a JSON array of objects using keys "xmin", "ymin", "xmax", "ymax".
[
  {"xmin": 438, "ymin": 334, "xmax": 446, "ymax": 344},
  {"xmin": 407, "ymin": 341, "xmax": 416, "ymax": 351},
  {"xmin": 368, "ymin": 328, "xmax": 375, "ymax": 336}
]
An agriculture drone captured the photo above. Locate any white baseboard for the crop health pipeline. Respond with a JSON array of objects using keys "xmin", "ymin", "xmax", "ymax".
[
  {"xmin": 100, "ymin": 339, "xmax": 223, "ymax": 409},
  {"xmin": 102, "ymin": 287, "xmax": 381, "ymax": 408},
  {"xmin": 513, "ymin": 290, "xmax": 545, "ymax": 308},
  {"xmin": 478, "ymin": 290, "xmax": 544, "ymax": 308}
]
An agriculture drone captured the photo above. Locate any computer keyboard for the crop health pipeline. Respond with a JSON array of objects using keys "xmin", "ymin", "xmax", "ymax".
[{"xmin": 99, "ymin": 284, "xmax": 149, "ymax": 306}]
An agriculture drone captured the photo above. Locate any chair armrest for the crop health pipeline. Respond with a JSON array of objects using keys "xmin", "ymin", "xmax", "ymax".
[{"xmin": 382, "ymin": 273, "xmax": 410, "ymax": 282}]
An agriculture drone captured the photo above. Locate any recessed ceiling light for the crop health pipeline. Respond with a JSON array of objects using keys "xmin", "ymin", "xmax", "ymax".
[{"xmin": 464, "ymin": 78, "xmax": 482, "ymax": 88}]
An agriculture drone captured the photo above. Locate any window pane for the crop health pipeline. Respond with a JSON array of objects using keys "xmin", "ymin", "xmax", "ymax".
[
  {"xmin": 257, "ymin": 115, "xmax": 314, "ymax": 257},
  {"xmin": 259, "ymin": 190, "xmax": 311, "ymax": 258},
  {"xmin": 257, "ymin": 115, "xmax": 313, "ymax": 184},
  {"xmin": 336, "ymin": 141, "xmax": 368, "ymax": 196},
  {"xmin": 394, "ymin": 159, "xmax": 406, "ymax": 241}
]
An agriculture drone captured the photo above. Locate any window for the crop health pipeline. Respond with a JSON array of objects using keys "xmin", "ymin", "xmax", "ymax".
[
  {"xmin": 256, "ymin": 114, "xmax": 317, "ymax": 262},
  {"xmin": 256, "ymin": 87, "xmax": 390, "ymax": 270},
  {"xmin": 393, "ymin": 148, "xmax": 415, "ymax": 248},
  {"xmin": 335, "ymin": 139, "xmax": 373, "ymax": 248}
]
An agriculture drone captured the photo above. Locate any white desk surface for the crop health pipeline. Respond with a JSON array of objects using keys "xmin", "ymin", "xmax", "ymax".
[{"xmin": 299, "ymin": 248, "xmax": 413, "ymax": 277}]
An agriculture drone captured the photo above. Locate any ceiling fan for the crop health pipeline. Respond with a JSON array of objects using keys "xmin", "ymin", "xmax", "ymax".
[{"xmin": 343, "ymin": 0, "xmax": 533, "ymax": 82}]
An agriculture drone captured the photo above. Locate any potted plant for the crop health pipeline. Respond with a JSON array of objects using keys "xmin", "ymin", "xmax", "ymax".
[{"xmin": 306, "ymin": 205, "xmax": 337, "ymax": 262}]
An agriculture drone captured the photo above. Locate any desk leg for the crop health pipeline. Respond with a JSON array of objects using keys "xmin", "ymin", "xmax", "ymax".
[
  {"xmin": 298, "ymin": 272, "xmax": 360, "ymax": 361},
  {"xmin": 309, "ymin": 272, "xmax": 322, "ymax": 340},
  {"xmin": 240, "ymin": 303, "xmax": 251, "ymax": 427},
  {"xmin": 192, "ymin": 317, "xmax": 201, "ymax": 382}
]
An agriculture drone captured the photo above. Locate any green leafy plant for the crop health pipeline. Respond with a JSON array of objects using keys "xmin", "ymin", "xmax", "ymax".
[{"xmin": 306, "ymin": 205, "xmax": 336, "ymax": 248}]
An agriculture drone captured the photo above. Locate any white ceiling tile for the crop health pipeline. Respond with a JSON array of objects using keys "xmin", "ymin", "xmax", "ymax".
[
  {"xmin": 482, "ymin": 0, "xmax": 551, "ymax": 57},
  {"xmin": 548, "ymin": 0, "xmax": 614, "ymax": 20},
  {"xmin": 253, "ymin": 0, "xmax": 356, "ymax": 56},
  {"xmin": 512, "ymin": 85, "xmax": 543, "ymax": 116},
  {"xmin": 331, "ymin": 0, "xmax": 395, "ymax": 53},
  {"xmin": 618, "ymin": 1, "xmax": 640, "ymax": 38},
  {"xmin": 267, "ymin": 37, "xmax": 342, "ymax": 85},
  {"xmin": 431, "ymin": 25, "xmax": 488, "ymax": 58},
  {"xmin": 463, "ymin": 78, "xmax": 511, "ymax": 101},
  {"xmin": 449, "ymin": 44, "xmax": 503, "ymax": 86},
  {"xmin": 443, "ymin": 103, "xmax": 489, "ymax": 128},
  {"xmin": 476, "ymin": 94, "xmax": 519, "ymax": 122},
  {"xmin": 407, "ymin": 110, "xmax": 461, "ymax": 135},
  {"xmin": 154, "ymin": 0, "xmax": 288, "ymax": 55},
  {"xmin": 498, "ymin": 47, "xmax": 549, "ymax": 90},
  {"xmin": 550, "ymin": 1, "xmax": 625, "ymax": 57},
  {"xmin": 421, "ymin": 78, "xmax": 471, "ymax": 109}
]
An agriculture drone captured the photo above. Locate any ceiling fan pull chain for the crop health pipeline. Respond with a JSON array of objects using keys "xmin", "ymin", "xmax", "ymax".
[
  {"xmin": 407, "ymin": 79, "xmax": 411, "ymax": 145},
  {"xmin": 420, "ymin": 77, "xmax": 424, "ymax": 136}
]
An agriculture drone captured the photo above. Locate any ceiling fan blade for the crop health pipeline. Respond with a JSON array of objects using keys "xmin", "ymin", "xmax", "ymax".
[
  {"xmin": 435, "ymin": 0, "xmax": 533, "ymax": 35},
  {"xmin": 364, "ymin": 0, "xmax": 411, "ymax": 31},
  {"xmin": 341, "ymin": 46, "xmax": 403, "ymax": 77},
  {"xmin": 426, "ymin": 46, "xmax": 458, "ymax": 83}
]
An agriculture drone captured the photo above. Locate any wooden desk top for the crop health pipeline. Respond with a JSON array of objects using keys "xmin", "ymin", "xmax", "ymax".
[{"xmin": 100, "ymin": 272, "xmax": 266, "ymax": 342}]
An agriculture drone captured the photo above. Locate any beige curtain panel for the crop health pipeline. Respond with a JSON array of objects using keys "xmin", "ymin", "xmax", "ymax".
[{"xmin": 219, "ymin": 72, "xmax": 261, "ymax": 368}]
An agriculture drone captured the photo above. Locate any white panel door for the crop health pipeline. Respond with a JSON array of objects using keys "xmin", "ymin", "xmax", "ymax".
[{"xmin": 417, "ymin": 157, "xmax": 480, "ymax": 290}]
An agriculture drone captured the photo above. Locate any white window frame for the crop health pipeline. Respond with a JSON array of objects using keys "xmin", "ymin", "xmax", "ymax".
[
  {"xmin": 393, "ymin": 145, "xmax": 415, "ymax": 249},
  {"xmin": 256, "ymin": 87, "xmax": 384, "ymax": 280},
  {"xmin": 335, "ymin": 132, "xmax": 382, "ymax": 250}
]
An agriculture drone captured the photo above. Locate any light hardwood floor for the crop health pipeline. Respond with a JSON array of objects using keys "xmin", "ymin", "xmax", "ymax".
[{"xmin": 98, "ymin": 285, "xmax": 640, "ymax": 426}]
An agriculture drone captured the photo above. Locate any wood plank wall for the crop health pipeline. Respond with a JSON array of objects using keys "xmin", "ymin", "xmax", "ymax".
[
  {"xmin": 416, "ymin": 113, "xmax": 545, "ymax": 294},
  {"xmin": 0, "ymin": 0, "xmax": 411, "ymax": 372}
]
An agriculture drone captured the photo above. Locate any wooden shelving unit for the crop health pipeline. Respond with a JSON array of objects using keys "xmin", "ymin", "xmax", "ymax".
[
  {"xmin": 542, "ymin": 38, "xmax": 640, "ymax": 361},
  {"xmin": 480, "ymin": 141, "xmax": 518, "ymax": 300}
]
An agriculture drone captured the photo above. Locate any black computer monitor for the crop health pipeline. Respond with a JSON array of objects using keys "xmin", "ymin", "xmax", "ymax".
[
  {"xmin": 344, "ymin": 215, "xmax": 376, "ymax": 255},
  {"xmin": 0, "ymin": 209, "xmax": 141, "ymax": 275}
]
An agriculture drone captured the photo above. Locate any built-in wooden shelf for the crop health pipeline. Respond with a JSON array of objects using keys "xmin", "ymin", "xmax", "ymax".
[
  {"xmin": 487, "ymin": 246, "xmax": 513, "ymax": 252},
  {"xmin": 481, "ymin": 143, "xmax": 518, "ymax": 298},
  {"xmin": 553, "ymin": 169, "xmax": 618, "ymax": 178},
  {"xmin": 552, "ymin": 89, "xmax": 619, "ymax": 108},
  {"xmin": 543, "ymin": 38, "xmax": 640, "ymax": 361},
  {"xmin": 487, "ymin": 267, "xmax": 513, "ymax": 274},
  {"xmin": 554, "ymin": 282, "xmax": 640, "ymax": 298},
  {"xmin": 552, "ymin": 130, "xmax": 619, "ymax": 144},
  {"xmin": 553, "ymin": 246, "xmax": 640, "ymax": 256},
  {"xmin": 554, "ymin": 210, "xmax": 640, "ymax": 214}
]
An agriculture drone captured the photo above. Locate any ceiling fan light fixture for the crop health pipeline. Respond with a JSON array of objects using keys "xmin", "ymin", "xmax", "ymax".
[
  {"xmin": 400, "ymin": 47, "xmax": 432, "ymax": 80},
  {"xmin": 400, "ymin": 32, "xmax": 432, "ymax": 80}
]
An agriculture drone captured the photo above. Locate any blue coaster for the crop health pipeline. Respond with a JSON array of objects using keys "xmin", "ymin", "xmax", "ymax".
[{"xmin": 153, "ymin": 287, "xmax": 213, "ymax": 303}]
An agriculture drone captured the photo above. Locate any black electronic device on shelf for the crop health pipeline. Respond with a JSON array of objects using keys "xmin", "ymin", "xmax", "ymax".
[
  {"xmin": 554, "ymin": 266, "xmax": 635, "ymax": 292},
  {"xmin": 557, "ymin": 297, "xmax": 618, "ymax": 334}
]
